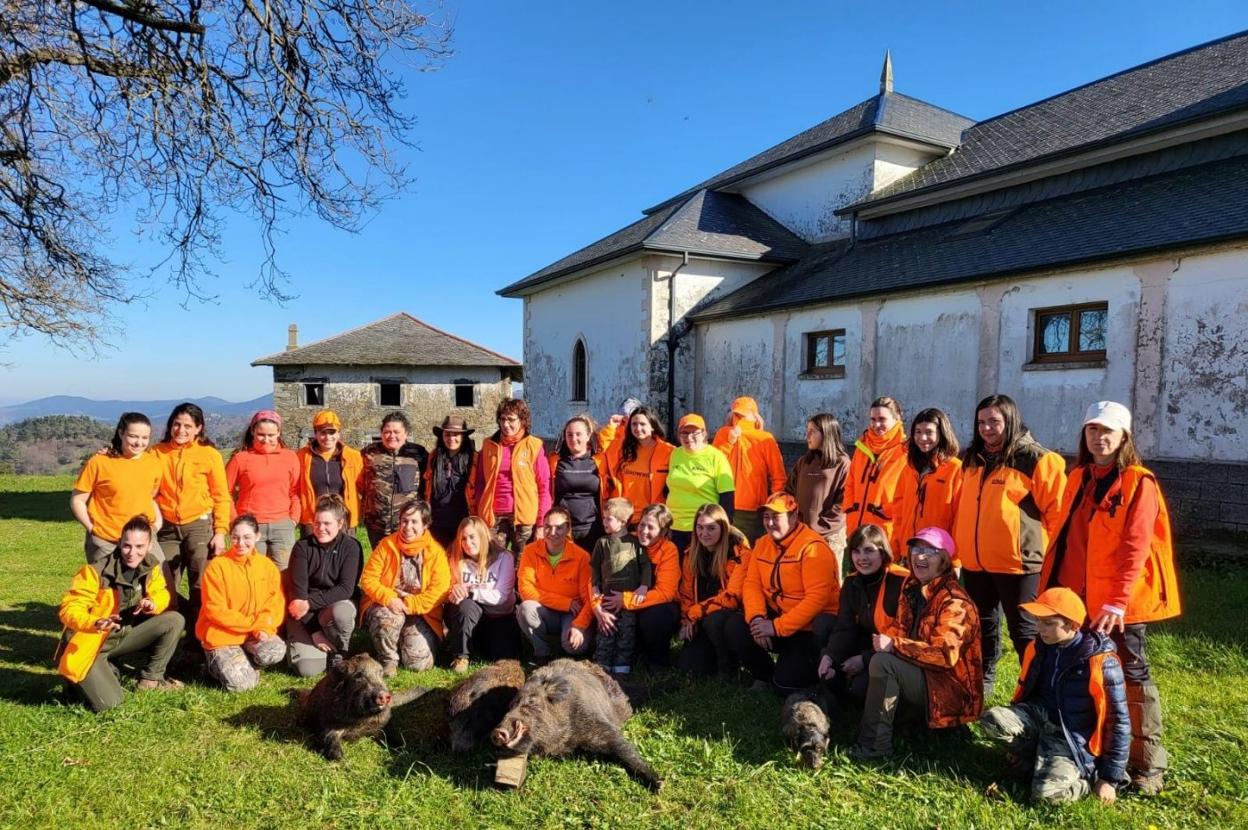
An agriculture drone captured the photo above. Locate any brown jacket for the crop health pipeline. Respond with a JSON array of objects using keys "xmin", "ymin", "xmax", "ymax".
[{"xmin": 886, "ymin": 572, "xmax": 983, "ymax": 728}]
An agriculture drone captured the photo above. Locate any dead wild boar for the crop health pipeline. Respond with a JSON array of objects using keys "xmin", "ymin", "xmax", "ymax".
[
  {"xmin": 294, "ymin": 653, "xmax": 430, "ymax": 760},
  {"xmin": 447, "ymin": 659, "xmax": 526, "ymax": 753},
  {"xmin": 781, "ymin": 691, "xmax": 831, "ymax": 769},
  {"xmin": 491, "ymin": 659, "xmax": 661, "ymax": 791}
]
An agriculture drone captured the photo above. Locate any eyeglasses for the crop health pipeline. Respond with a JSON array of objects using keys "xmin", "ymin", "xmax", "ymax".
[{"xmin": 909, "ymin": 546, "xmax": 940, "ymax": 559}]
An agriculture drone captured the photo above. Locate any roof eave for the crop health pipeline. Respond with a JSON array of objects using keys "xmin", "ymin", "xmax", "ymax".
[{"xmin": 496, "ymin": 246, "xmax": 649, "ymax": 298}]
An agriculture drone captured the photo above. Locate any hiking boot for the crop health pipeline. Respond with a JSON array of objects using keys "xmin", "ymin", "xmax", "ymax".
[
  {"xmin": 450, "ymin": 656, "xmax": 470, "ymax": 675},
  {"xmin": 382, "ymin": 661, "xmax": 398, "ymax": 678},
  {"xmin": 1131, "ymin": 772, "xmax": 1165, "ymax": 795},
  {"xmin": 136, "ymin": 678, "xmax": 185, "ymax": 693}
]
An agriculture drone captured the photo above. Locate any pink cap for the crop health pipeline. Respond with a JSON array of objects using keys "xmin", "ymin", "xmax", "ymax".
[
  {"xmin": 907, "ymin": 526, "xmax": 956, "ymax": 558},
  {"xmin": 250, "ymin": 409, "xmax": 282, "ymax": 429}
]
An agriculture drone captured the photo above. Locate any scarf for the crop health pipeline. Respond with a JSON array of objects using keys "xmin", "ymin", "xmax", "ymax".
[{"xmin": 857, "ymin": 422, "xmax": 905, "ymax": 462}]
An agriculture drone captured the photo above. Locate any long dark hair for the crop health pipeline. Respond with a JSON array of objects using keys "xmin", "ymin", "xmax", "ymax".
[
  {"xmin": 805, "ymin": 412, "xmax": 845, "ymax": 468},
  {"xmin": 161, "ymin": 402, "xmax": 214, "ymax": 446},
  {"xmin": 110, "ymin": 412, "xmax": 152, "ymax": 455},
  {"xmin": 620, "ymin": 406, "xmax": 666, "ymax": 465},
  {"xmin": 240, "ymin": 416, "xmax": 285, "ymax": 450},
  {"xmin": 1074, "ymin": 427, "xmax": 1143, "ymax": 470},
  {"xmin": 964, "ymin": 394, "xmax": 1026, "ymax": 469},
  {"xmin": 906, "ymin": 408, "xmax": 959, "ymax": 471}
]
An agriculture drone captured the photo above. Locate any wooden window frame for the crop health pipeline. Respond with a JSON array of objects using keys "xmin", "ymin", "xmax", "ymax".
[
  {"xmin": 1030, "ymin": 302, "xmax": 1109, "ymax": 364},
  {"xmin": 802, "ymin": 329, "xmax": 846, "ymax": 378}
]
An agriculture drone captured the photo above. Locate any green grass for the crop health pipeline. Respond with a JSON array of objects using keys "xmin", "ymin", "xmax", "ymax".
[{"xmin": 1, "ymin": 473, "xmax": 1245, "ymax": 829}]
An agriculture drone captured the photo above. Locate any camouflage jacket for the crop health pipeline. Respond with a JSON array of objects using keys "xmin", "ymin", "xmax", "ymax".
[{"xmin": 360, "ymin": 441, "xmax": 429, "ymax": 536}]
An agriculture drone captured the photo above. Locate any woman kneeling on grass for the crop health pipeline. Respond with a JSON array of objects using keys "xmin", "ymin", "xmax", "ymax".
[
  {"xmin": 360, "ymin": 498, "xmax": 451, "ymax": 677},
  {"xmin": 197, "ymin": 514, "xmax": 287, "ymax": 692},
  {"xmin": 284, "ymin": 494, "xmax": 362, "ymax": 677},
  {"xmin": 444, "ymin": 516, "xmax": 521, "ymax": 673},
  {"xmin": 853, "ymin": 527, "xmax": 982, "ymax": 759},
  {"xmin": 56, "ymin": 516, "xmax": 185, "ymax": 712}
]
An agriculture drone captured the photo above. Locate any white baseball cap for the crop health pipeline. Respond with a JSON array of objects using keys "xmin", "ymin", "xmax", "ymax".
[{"xmin": 1083, "ymin": 400, "xmax": 1132, "ymax": 432}]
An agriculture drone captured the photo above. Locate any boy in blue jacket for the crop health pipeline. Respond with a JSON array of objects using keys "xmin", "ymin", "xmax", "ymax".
[{"xmin": 979, "ymin": 587, "xmax": 1130, "ymax": 803}]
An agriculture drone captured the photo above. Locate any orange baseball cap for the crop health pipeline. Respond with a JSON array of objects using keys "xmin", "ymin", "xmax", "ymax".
[
  {"xmin": 761, "ymin": 491, "xmax": 798, "ymax": 513},
  {"xmin": 730, "ymin": 397, "xmax": 760, "ymax": 417},
  {"xmin": 1020, "ymin": 587, "xmax": 1087, "ymax": 626},
  {"xmin": 312, "ymin": 410, "xmax": 341, "ymax": 430},
  {"xmin": 677, "ymin": 413, "xmax": 706, "ymax": 432}
]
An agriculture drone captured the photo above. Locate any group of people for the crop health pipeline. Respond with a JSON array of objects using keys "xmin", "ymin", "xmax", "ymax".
[{"xmin": 55, "ymin": 392, "xmax": 1180, "ymax": 804}]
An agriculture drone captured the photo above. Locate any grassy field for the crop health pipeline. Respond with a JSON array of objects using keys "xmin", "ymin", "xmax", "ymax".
[{"xmin": 1, "ymin": 474, "xmax": 1245, "ymax": 830}]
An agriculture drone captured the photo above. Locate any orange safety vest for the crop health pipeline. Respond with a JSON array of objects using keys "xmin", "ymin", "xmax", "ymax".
[
  {"xmin": 1041, "ymin": 464, "xmax": 1180, "ymax": 624},
  {"xmin": 297, "ymin": 443, "xmax": 364, "ymax": 527},
  {"xmin": 1014, "ymin": 641, "xmax": 1113, "ymax": 756},
  {"xmin": 871, "ymin": 563, "xmax": 910, "ymax": 635},
  {"xmin": 477, "ymin": 435, "xmax": 545, "ymax": 527}
]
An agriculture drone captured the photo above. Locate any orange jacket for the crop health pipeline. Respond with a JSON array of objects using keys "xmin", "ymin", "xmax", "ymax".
[
  {"xmin": 475, "ymin": 435, "xmax": 546, "ymax": 527},
  {"xmin": 296, "ymin": 443, "xmax": 364, "ymax": 527},
  {"xmin": 153, "ymin": 441, "xmax": 232, "ymax": 533},
  {"xmin": 843, "ymin": 426, "xmax": 908, "ymax": 539},
  {"xmin": 712, "ymin": 421, "xmax": 787, "ymax": 512},
  {"xmin": 1041, "ymin": 464, "xmax": 1180, "ymax": 624},
  {"xmin": 547, "ymin": 451, "xmax": 611, "ymax": 513},
  {"xmin": 890, "ymin": 456, "xmax": 963, "ymax": 563},
  {"xmin": 225, "ymin": 447, "xmax": 301, "ymax": 524},
  {"xmin": 623, "ymin": 538, "xmax": 680, "ymax": 610},
  {"xmin": 1014, "ymin": 639, "xmax": 1117, "ymax": 757},
  {"xmin": 680, "ymin": 541, "xmax": 752, "ymax": 624},
  {"xmin": 598, "ymin": 422, "xmax": 675, "ymax": 522},
  {"xmin": 359, "ymin": 531, "xmax": 451, "ymax": 637},
  {"xmin": 517, "ymin": 538, "xmax": 594, "ymax": 630},
  {"xmin": 885, "ymin": 572, "xmax": 983, "ymax": 728},
  {"xmin": 57, "ymin": 554, "xmax": 172, "ymax": 683},
  {"xmin": 196, "ymin": 549, "xmax": 285, "ymax": 650},
  {"xmin": 953, "ymin": 434, "xmax": 1067, "ymax": 574},
  {"xmin": 742, "ymin": 521, "xmax": 840, "ymax": 636}
]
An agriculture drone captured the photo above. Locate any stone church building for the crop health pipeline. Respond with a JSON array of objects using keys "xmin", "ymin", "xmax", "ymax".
[{"xmin": 498, "ymin": 33, "xmax": 1248, "ymax": 535}]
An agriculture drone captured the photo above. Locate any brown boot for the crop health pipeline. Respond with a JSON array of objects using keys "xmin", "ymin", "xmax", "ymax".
[{"xmin": 136, "ymin": 678, "xmax": 185, "ymax": 693}]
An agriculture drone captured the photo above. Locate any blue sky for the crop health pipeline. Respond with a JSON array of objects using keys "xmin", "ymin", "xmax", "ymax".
[{"xmin": 4, "ymin": 0, "xmax": 1246, "ymax": 404}]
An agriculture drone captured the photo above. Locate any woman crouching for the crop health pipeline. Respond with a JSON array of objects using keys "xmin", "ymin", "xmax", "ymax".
[{"xmin": 285, "ymin": 494, "xmax": 362, "ymax": 676}]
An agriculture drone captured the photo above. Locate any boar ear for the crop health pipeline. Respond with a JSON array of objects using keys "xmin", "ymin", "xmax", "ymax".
[{"xmin": 545, "ymin": 678, "xmax": 572, "ymax": 703}]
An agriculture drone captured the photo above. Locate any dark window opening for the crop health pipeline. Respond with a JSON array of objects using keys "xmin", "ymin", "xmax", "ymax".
[
  {"xmin": 304, "ymin": 383, "xmax": 324, "ymax": 406},
  {"xmin": 378, "ymin": 382, "xmax": 401, "ymax": 407},
  {"xmin": 803, "ymin": 329, "xmax": 846, "ymax": 377},
  {"xmin": 572, "ymin": 339, "xmax": 587, "ymax": 402},
  {"xmin": 1032, "ymin": 302, "xmax": 1108, "ymax": 363},
  {"xmin": 454, "ymin": 383, "xmax": 474, "ymax": 407}
]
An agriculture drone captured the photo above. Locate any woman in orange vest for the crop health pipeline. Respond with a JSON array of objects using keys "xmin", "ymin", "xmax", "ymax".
[
  {"xmin": 890, "ymin": 408, "xmax": 962, "ymax": 563},
  {"xmin": 472, "ymin": 399, "xmax": 552, "ymax": 554},
  {"xmin": 841, "ymin": 396, "xmax": 908, "ymax": 574},
  {"xmin": 1039, "ymin": 401, "xmax": 1180, "ymax": 795},
  {"xmin": 676, "ymin": 503, "xmax": 751, "ymax": 677},
  {"xmin": 599, "ymin": 405, "xmax": 675, "ymax": 526},
  {"xmin": 151, "ymin": 402, "xmax": 231, "ymax": 630},
  {"xmin": 952, "ymin": 394, "xmax": 1066, "ymax": 698},
  {"xmin": 295, "ymin": 409, "xmax": 363, "ymax": 535},
  {"xmin": 549, "ymin": 414, "xmax": 610, "ymax": 549},
  {"xmin": 817, "ymin": 524, "xmax": 907, "ymax": 702},
  {"xmin": 712, "ymin": 397, "xmax": 787, "ymax": 542}
]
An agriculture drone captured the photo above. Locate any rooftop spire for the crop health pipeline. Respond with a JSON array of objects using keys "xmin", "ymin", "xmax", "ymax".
[{"xmin": 880, "ymin": 49, "xmax": 894, "ymax": 94}]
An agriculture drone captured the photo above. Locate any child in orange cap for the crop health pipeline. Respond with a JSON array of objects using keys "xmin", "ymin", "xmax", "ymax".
[{"xmin": 978, "ymin": 587, "xmax": 1130, "ymax": 804}]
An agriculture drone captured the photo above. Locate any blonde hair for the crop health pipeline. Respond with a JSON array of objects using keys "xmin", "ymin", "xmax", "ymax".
[
  {"xmin": 638, "ymin": 503, "xmax": 673, "ymax": 537},
  {"xmin": 604, "ymin": 497, "xmax": 634, "ymax": 524},
  {"xmin": 449, "ymin": 516, "xmax": 503, "ymax": 583},
  {"xmin": 689, "ymin": 503, "xmax": 748, "ymax": 583}
]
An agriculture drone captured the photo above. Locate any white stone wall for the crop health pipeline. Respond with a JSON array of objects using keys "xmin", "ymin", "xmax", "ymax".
[{"xmin": 737, "ymin": 142, "xmax": 877, "ymax": 242}]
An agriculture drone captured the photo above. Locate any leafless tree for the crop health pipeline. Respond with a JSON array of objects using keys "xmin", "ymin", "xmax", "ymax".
[{"xmin": 0, "ymin": 0, "xmax": 451, "ymax": 346}]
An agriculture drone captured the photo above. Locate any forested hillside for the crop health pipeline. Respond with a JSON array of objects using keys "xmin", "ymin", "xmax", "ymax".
[{"xmin": 0, "ymin": 415, "xmax": 112, "ymax": 475}]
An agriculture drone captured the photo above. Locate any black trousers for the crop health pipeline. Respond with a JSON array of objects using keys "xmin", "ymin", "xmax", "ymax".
[
  {"xmin": 962, "ymin": 569, "xmax": 1039, "ymax": 691},
  {"xmin": 675, "ymin": 609, "xmax": 735, "ymax": 677},
  {"xmin": 634, "ymin": 602, "xmax": 681, "ymax": 667},
  {"xmin": 724, "ymin": 611, "xmax": 820, "ymax": 693},
  {"xmin": 442, "ymin": 598, "xmax": 522, "ymax": 661}
]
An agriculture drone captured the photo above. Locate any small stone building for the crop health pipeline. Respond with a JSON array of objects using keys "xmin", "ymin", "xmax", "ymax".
[{"xmin": 252, "ymin": 312, "xmax": 522, "ymax": 449}]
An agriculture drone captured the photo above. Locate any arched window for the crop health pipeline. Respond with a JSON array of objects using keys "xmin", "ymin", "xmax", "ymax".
[{"xmin": 572, "ymin": 338, "xmax": 587, "ymax": 402}]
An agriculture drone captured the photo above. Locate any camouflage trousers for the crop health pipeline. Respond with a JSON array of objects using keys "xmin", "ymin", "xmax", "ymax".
[
  {"xmin": 204, "ymin": 636, "xmax": 286, "ymax": 692},
  {"xmin": 365, "ymin": 606, "xmax": 438, "ymax": 671},
  {"xmin": 980, "ymin": 702, "xmax": 1092, "ymax": 803}
]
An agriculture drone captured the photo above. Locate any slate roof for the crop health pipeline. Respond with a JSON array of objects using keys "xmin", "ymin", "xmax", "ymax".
[
  {"xmin": 496, "ymin": 190, "xmax": 808, "ymax": 297},
  {"xmin": 646, "ymin": 92, "xmax": 975, "ymax": 214},
  {"xmin": 252, "ymin": 313, "xmax": 521, "ymax": 368},
  {"xmin": 846, "ymin": 31, "xmax": 1248, "ymax": 212},
  {"xmin": 693, "ymin": 154, "xmax": 1248, "ymax": 321}
]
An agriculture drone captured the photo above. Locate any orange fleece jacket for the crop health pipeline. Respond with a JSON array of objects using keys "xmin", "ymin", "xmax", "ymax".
[
  {"xmin": 517, "ymin": 539, "xmax": 594, "ymax": 630},
  {"xmin": 712, "ymin": 421, "xmax": 787, "ymax": 511},
  {"xmin": 153, "ymin": 441, "xmax": 232, "ymax": 533},
  {"xmin": 225, "ymin": 447, "xmax": 301, "ymax": 523},
  {"xmin": 196, "ymin": 549, "xmax": 285, "ymax": 649}
]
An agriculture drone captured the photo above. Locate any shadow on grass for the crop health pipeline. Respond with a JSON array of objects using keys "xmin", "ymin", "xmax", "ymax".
[
  {"xmin": 383, "ymin": 687, "xmax": 512, "ymax": 789},
  {"xmin": 0, "ymin": 488, "xmax": 70, "ymax": 522},
  {"xmin": 0, "ymin": 600, "xmax": 66, "ymax": 705},
  {"xmin": 224, "ymin": 700, "xmax": 309, "ymax": 748}
]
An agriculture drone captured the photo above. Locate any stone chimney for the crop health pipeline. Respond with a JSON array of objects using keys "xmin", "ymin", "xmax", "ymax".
[{"xmin": 286, "ymin": 323, "xmax": 299, "ymax": 351}]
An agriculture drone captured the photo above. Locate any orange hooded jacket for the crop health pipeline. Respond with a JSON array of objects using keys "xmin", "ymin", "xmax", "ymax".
[
  {"xmin": 153, "ymin": 441, "xmax": 232, "ymax": 533},
  {"xmin": 843, "ymin": 424, "xmax": 908, "ymax": 539},
  {"xmin": 742, "ymin": 521, "xmax": 840, "ymax": 636},
  {"xmin": 196, "ymin": 549, "xmax": 285, "ymax": 650},
  {"xmin": 890, "ymin": 456, "xmax": 963, "ymax": 562},
  {"xmin": 598, "ymin": 421, "xmax": 675, "ymax": 523},
  {"xmin": 712, "ymin": 423, "xmax": 787, "ymax": 514},
  {"xmin": 359, "ymin": 530, "xmax": 451, "ymax": 637},
  {"xmin": 680, "ymin": 540, "xmax": 752, "ymax": 624},
  {"xmin": 517, "ymin": 538, "xmax": 594, "ymax": 630}
]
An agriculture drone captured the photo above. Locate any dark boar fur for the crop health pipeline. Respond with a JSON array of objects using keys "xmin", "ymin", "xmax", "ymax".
[
  {"xmin": 491, "ymin": 659, "xmax": 661, "ymax": 791},
  {"xmin": 293, "ymin": 653, "xmax": 430, "ymax": 760},
  {"xmin": 781, "ymin": 690, "xmax": 831, "ymax": 770},
  {"xmin": 447, "ymin": 659, "xmax": 526, "ymax": 753}
]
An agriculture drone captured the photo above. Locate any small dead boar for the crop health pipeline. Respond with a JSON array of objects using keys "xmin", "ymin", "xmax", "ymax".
[
  {"xmin": 782, "ymin": 691, "xmax": 831, "ymax": 769},
  {"xmin": 294, "ymin": 653, "xmax": 429, "ymax": 760},
  {"xmin": 491, "ymin": 659, "xmax": 661, "ymax": 791},
  {"xmin": 447, "ymin": 659, "xmax": 526, "ymax": 753}
]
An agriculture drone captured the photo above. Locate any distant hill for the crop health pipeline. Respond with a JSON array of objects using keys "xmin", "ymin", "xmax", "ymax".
[
  {"xmin": 0, "ymin": 415, "xmax": 114, "ymax": 475},
  {"xmin": 0, "ymin": 394, "xmax": 273, "ymax": 426}
]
